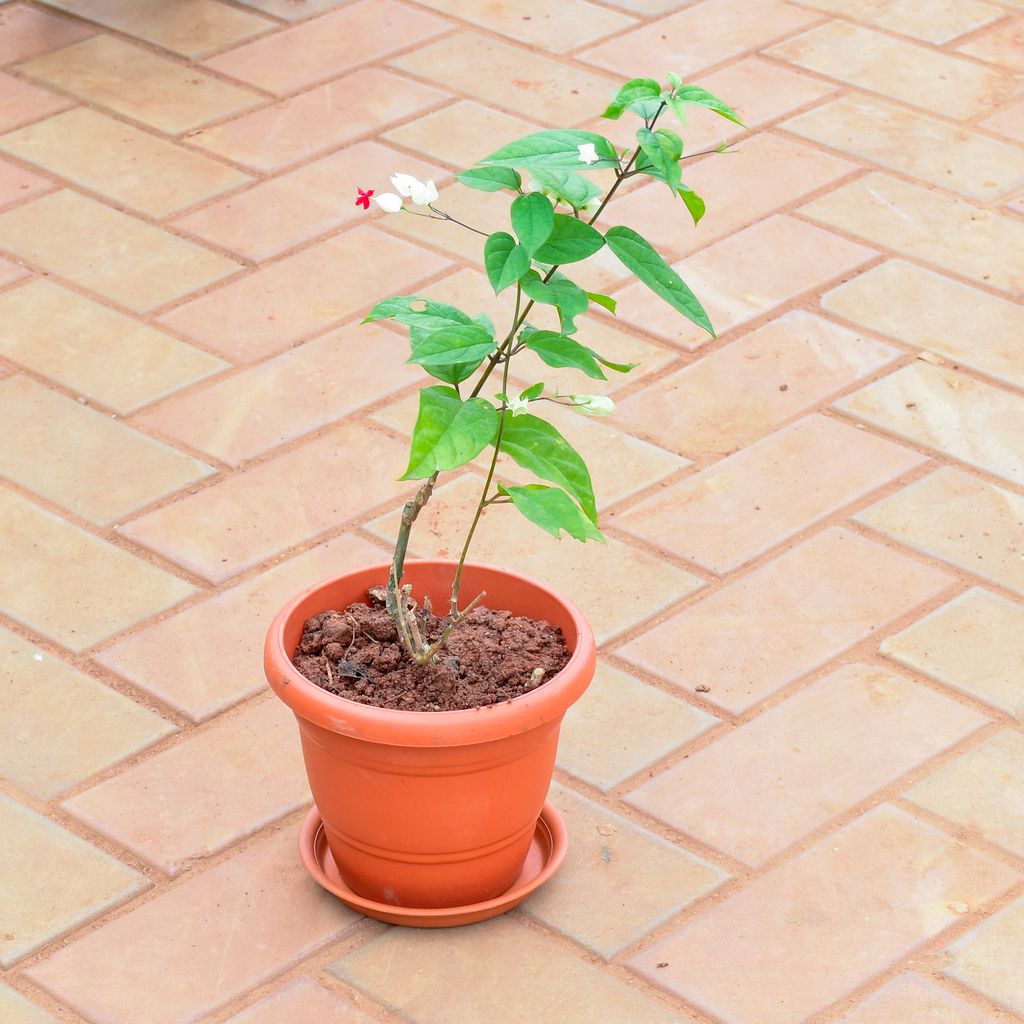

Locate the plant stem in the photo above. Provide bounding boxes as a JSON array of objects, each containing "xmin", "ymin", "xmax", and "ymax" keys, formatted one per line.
[{"xmin": 385, "ymin": 474, "xmax": 436, "ymax": 631}]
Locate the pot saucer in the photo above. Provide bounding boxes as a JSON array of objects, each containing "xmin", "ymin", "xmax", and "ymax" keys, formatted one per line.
[{"xmin": 299, "ymin": 801, "xmax": 567, "ymax": 928}]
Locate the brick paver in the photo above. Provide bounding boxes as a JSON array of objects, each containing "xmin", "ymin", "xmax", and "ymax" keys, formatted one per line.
[{"xmin": 0, "ymin": 2, "xmax": 1021, "ymax": 1022}]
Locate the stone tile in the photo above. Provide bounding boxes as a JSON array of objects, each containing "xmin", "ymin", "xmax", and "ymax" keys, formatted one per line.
[
  {"xmin": 190, "ymin": 68, "xmax": 448, "ymax": 173},
  {"xmin": 0, "ymin": 69, "xmax": 70, "ymax": 132},
  {"xmin": 366, "ymin": 473, "xmax": 706, "ymax": 643},
  {"xmin": 881, "ymin": 588, "xmax": 1024, "ymax": 720},
  {"xmin": 612, "ymin": 216, "xmax": 877, "ymax": 351},
  {"xmin": 40, "ymin": 0, "xmax": 273, "ymax": 59},
  {"xmin": 27, "ymin": 827, "xmax": 360, "ymax": 1024},
  {"xmin": 64, "ymin": 698, "xmax": 309, "ymax": 875},
  {"xmin": 332, "ymin": 915, "xmax": 688, "ymax": 1023},
  {"xmin": 0, "ymin": 984, "xmax": 57, "ymax": 1024},
  {"xmin": 767, "ymin": 21, "xmax": 1017, "ymax": 121},
  {"xmin": 855, "ymin": 467, "xmax": 1024, "ymax": 595},
  {"xmin": 958, "ymin": 16, "xmax": 1024, "ymax": 71},
  {"xmin": 630, "ymin": 663, "xmax": 986, "ymax": 867},
  {"xmin": 173, "ymin": 140, "xmax": 447, "ymax": 261},
  {"xmin": 0, "ymin": 190, "xmax": 241, "ymax": 312},
  {"xmin": 0, "ymin": 5, "xmax": 92, "ymax": 65},
  {"xmin": 0, "ymin": 250, "xmax": 26, "ymax": 285},
  {"xmin": 835, "ymin": 362, "xmax": 1024, "ymax": 485},
  {"xmin": 837, "ymin": 974, "xmax": 995, "ymax": 1024},
  {"xmin": 783, "ymin": 93, "xmax": 1024, "ymax": 201},
  {"xmin": 0, "ymin": 107, "xmax": 251, "ymax": 218},
  {"xmin": 524, "ymin": 782, "xmax": 727, "ymax": 957},
  {"xmin": 793, "ymin": 0, "xmax": 1004, "ymax": 43},
  {"xmin": 618, "ymin": 527, "xmax": 953, "ymax": 713},
  {"xmin": 0, "ymin": 625, "xmax": 173, "ymax": 799},
  {"xmin": 802, "ymin": 173, "xmax": 1024, "ymax": 294},
  {"xmin": 905, "ymin": 730, "xmax": 1024, "ymax": 857},
  {"xmin": 94, "ymin": 532, "xmax": 384, "ymax": 722},
  {"xmin": 0, "ymin": 485, "xmax": 195, "ymax": 652},
  {"xmin": 0, "ymin": 792, "xmax": 147, "ymax": 967},
  {"xmin": 225, "ymin": 978, "xmax": 376, "ymax": 1024},
  {"xmin": 617, "ymin": 311, "xmax": 898, "ymax": 457},
  {"xmin": 0, "ymin": 154, "xmax": 48, "ymax": 206},
  {"xmin": 823, "ymin": 260, "xmax": 1024, "ymax": 390},
  {"xmin": 16, "ymin": 34, "xmax": 264, "ymax": 134},
  {"xmin": 0, "ymin": 279, "xmax": 227, "ymax": 414},
  {"xmin": 556, "ymin": 661, "xmax": 719, "ymax": 791},
  {"xmin": 581, "ymin": 0, "xmax": 818, "ymax": 79},
  {"xmin": 205, "ymin": 0, "xmax": 450, "ymax": 96},
  {"xmin": 391, "ymin": 31, "xmax": 618, "ymax": 124},
  {"xmin": 119, "ymin": 421, "xmax": 407, "ymax": 583},
  {"xmin": 616, "ymin": 415, "xmax": 924, "ymax": 575},
  {"xmin": 159, "ymin": 227, "xmax": 448, "ymax": 362},
  {"xmin": 982, "ymin": 97, "xmax": 1024, "ymax": 143},
  {"xmin": 0, "ymin": 376, "xmax": 214, "ymax": 525},
  {"xmin": 945, "ymin": 893, "xmax": 1024, "ymax": 1016},
  {"xmin": 135, "ymin": 323, "xmax": 420, "ymax": 466},
  {"xmin": 630, "ymin": 805, "xmax": 1019, "ymax": 1024}
]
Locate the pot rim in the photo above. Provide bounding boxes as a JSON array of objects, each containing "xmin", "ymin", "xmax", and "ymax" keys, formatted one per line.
[{"xmin": 264, "ymin": 559, "xmax": 596, "ymax": 747}]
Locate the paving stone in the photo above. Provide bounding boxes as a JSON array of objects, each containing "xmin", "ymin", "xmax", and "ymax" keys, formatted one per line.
[
  {"xmin": 0, "ymin": 485, "xmax": 195, "ymax": 652},
  {"xmin": 27, "ymin": 826, "xmax": 360, "ymax": 1024},
  {"xmin": 792, "ymin": 0, "xmax": 1003, "ymax": 43},
  {"xmin": 0, "ymin": 154, "xmax": 48, "ymax": 205},
  {"xmin": 783, "ymin": 93, "xmax": 1024, "ymax": 201},
  {"xmin": 332, "ymin": 915, "xmax": 687, "ymax": 1023},
  {"xmin": 119, "ymin": 421, "xmax": 408, "ymax": 583},
  {"xmin": 615, "ymin": 414, "xmax": 924, "ymax": 574},
  {"xmin": 40, "ymin": 0, "xmax": 273, "ymax": 59},
  {"xmin": 945, "ymin": 894, "xmax": 1024, "ymax": 1016},
  {"xmin": 881, "ymin": 588, "xmax": 1024, "ymax": 720},
  {"xmin": 0, "ymin": 250, "xmax": 27, "ymax": 285},
  {"xmin": 616, "ymin": 310, "xmax": 897, "ymax": 457},
  {"xmin": 822, "ymin": 260, "xmax": 1024, "ymax": 390},
  {"xmin": 630, "ymin": 804, "xmax": 1020, "ymax": 1024},
  {"xmin": 767, "ymin": 20, "xmax": 1017, "ymax": 120},
  {"xmin": 0, "ymin": 984, "xmax": 57, "ymax": 1024},
  {"xmin": 16, "ymin": 34, "xmax": 264, "ymax": 133},
  {"xmin": 0, "ymin": 376, "xmax": 214, "ymax": 525},
  {"xmin": 173, "ymin": 140, "xmax": 447, "ymax": 261},
  {"xmin": 835, "ymin": 362, "xmax": 1024, "ymax": 485},
  {"xmin": 190, "ymin": 68, "xmax": 448, "ymax": 173},
  {"xmin": 855, "ymin": 467, "xmax": 1024, "ymax": 596},
  {"xmin": 556, "ymin": 661, "xmax": 719, "ymax": 791},
  {"xmin": 618, "ymin": 527, "xmax": 953, "ymax": 713},
  {"xmin": 225, "ymin": 978, "xmax": 376, "ymax": 1024},
  {"xmin": 94, "ymin": 532, "xmax": 384, "ymax": 721},
  {"xmin": 0, "ymin": 792, "xmax": 148, "ymax": 967},
  {"xmin": 365, "ymin": 473, "xmax": 706, "ymax": 643},
  {"xmin": 391, "ymin": 31, "xmax": 618, "ymax": 124},
  {"xmin": 837, "ymin": 973, "xmax": 997, "ymax": 1023},
  {"xmin": 982, "ymin": 96, "xmax": 1024, "ymax": 143},
  {"xmin": 158, "ymin": 227, "xmax": 449, "ymax": 362},
  {"xmin": 958, "ymin": 16, "xmax": 1024, "ymax": 71},
  {"xmin": 0, "ymin": 624, "xmax": 173, "ymax": 799},
  {"xmin": 64, "ymin": 698, "xmax": 309, "ymax": 875},
  {"xmin": 205, "ymin": 0, "xmax": 450, "ymax": 96},
  {"xmin": 135, "ymin": 323, "xmax": 421, "ymax": 466},
  {"xmin": 612, "ymin": 216, "xmax": 877, "ymax": 351},
  {"xmin": 0, "ymin": 5, "xmax": 92, "ymax": 65},
  {"xmin": 0, "ymin": 69, "xmax": 69, "ymax": 132},
  {"xmin": 629, "ymin": 663, "xmax": 986, "ymax": 867},
  {"xmin": 523, "ymin": 782, "xmax": 727, "ymax": 957},
  {"xmin": 581, "ymin": 0, "xmax": 818, "ymax": 78},
  {"xmin": 0, "ymin": 189, "xmax": 241, "ymax": 312},
  {"xmin": 803, "ymin": 172, "xmax": 1024, "ymax": 294}
]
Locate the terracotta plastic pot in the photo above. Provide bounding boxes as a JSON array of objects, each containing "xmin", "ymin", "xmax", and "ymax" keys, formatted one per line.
[{"xmin": 265, "ymin": 560, "xmax": 596, "ymax": 910}]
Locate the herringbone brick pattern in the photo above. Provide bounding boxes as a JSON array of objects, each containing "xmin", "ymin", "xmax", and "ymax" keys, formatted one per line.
[{"xmin": 0, "ymin": 0, "xmax": 1021, "ymax": 1021}]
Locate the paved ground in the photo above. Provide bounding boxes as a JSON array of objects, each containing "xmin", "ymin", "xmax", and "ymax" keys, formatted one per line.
[{"xmin": 0, "ymin": 0, "xmax": 1022, "ymax": 1021}]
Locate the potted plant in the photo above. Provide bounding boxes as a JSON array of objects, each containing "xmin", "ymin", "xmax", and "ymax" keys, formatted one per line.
[{"xmin": 264, "ymin": 74, "xmax": 741, "ymax": 926}]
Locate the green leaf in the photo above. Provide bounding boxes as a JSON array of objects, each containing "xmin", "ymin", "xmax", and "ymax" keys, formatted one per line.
[
  {"xmin": 504, "ymin": 485, "xmax": 604, "ymax": 542},
  {"xmin": 480, "ymin": 130, "xmax": 619, "ymax": 170},
  {"xmin": 585, "ymin": 291, "xmax": 617, "ymax": 315},
  {"xmin": 524, "ymin": 330, "xmax": 607, "ymax": 381},
  {"xmin": 408, "ymin": 323, "xmax": 496, "ymax": 381},
  {"xmin": 456, "ymin": 166, "xmax": 522, "ymax": 193},
  {"xmin": 671, "ymin": 85, "xmax": 744, "ymax": 126},
  {"xmin": 364, "ymin": 296, "xmax": 473, "ymax": 334},
  {"xmin": 666, "ymin": 71, "xmax": 683, "ymax": 91},
  {"xmin": 520, "ymin": 271, "xmax": 589, "ymax": 334},
  {"xmin": 592, "ymin": 351, "xmax": 637, "ymax": 374},
  {"xmin": 519, "ymin": 382, "xmax": 545, "ymax": 401},
  {"xmin": 484, "ymin": 231, "xmax": 530, "ymax": 294},
  {"xmin": 529, "ymin": 168, "xmax": 602, "ymax": 211},
  {"xmin": 499, "ymin": 413, "xmax": 597, "ymax": 523},
  {"xmin": 510, "ymin": 193, "xmax": 554, "ymax": 255},
  {"xmin": 602, "ymin": 77, "xmax": 662, "ymax": 120},
  {"xmin": 636, "ymin": 127, "xmax": 682, "ymax": 195},
  {"xmin": 402, "ymin": 387, "xmax": 498, "ymax": 480},
  {"xmin": 533, "ymin": 214, "xmax": 605, "ymax": 264},
  {"xmin": 604, "ymin": 225, "xmax": 714, "ymax": 337},
  {"xmin": 678, "ymin": 186, "xmax": 706, "ymax": 226}
]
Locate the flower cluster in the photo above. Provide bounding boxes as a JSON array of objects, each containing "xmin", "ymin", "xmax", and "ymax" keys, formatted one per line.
[{"xmin": 356, "ymin": 173, "xmax": 438, "ymax": 213}]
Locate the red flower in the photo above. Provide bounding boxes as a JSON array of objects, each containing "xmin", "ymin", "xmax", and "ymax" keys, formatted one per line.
[{"xmin": 355, "ymin": 187, "xmax": 374, "ymax": 210}]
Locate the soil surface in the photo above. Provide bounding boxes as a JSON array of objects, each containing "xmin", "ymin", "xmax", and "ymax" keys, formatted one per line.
[{"xmin": 292, "ymin": 587, "xmax": 571, "ymax": 712}]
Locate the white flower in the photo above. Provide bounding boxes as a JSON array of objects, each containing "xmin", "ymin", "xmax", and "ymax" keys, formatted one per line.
[
  {"xmin": 569, "ymin": 394, "xmax": 615, "ymax": 416},
  {"xmin": 577, "ymin": 143, "xmax": 599, "ymax": 165},
  {"xmin": 373, "ymin": 192, "xmax": 404, "ymax": 212},
  {"xmin": 507, "ymin": 389, "xmax": 533, "ymax": 417},
  {"xmin": 582, "ymin": 194, "xmax": 602, "ymax": 214},
  {"xmin": 391, "ymin": 173, "xmax": 438, "ymax": 206}
]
